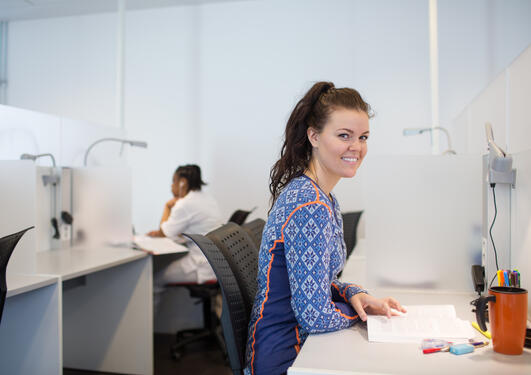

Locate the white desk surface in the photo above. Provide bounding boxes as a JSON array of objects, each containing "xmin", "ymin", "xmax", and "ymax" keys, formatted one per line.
[
  {"xmin": 6, "ymin": 272, "xmax": 59, "ymax": 298},
  {"xmin": 36, "ymin": 245, "xmax": 148, "ymax": 281},
  {"xmin": 289, "ymin": 289, "xmax": 531, "ymax": 375}
]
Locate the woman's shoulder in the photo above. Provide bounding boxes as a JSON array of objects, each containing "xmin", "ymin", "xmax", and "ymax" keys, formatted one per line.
[{"xmin": 270, "ymin": 175, "xmax": 329, "ymax": 220}]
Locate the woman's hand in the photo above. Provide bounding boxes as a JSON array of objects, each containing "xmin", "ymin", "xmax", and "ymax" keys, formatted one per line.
[
  {"xmin": 165, "ymin": 197, "xmax": 179, "ymax": 210},
  {"xmin": 147, "ymin": 229, "xmax": 164, "ymax": 237},
  {"xmin": 349, "ymin": 293, "xmax": 406, "ymax": 322}
]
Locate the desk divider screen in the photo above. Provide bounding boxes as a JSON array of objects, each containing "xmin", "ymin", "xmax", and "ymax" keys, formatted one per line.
[{"xmin": 364, "ymin": 155, "xmax": 482, "ymax": 292}]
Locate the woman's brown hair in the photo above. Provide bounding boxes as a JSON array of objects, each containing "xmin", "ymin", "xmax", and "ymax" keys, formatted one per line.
[{"xmin": 269, "ymin": 81, "xmax": 372, "ymax": 207}]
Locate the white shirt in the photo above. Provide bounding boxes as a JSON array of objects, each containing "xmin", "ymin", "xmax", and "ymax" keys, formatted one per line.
[{"xmin": 161, "ymin": 190, "xmax": 222, "ymax": 283}]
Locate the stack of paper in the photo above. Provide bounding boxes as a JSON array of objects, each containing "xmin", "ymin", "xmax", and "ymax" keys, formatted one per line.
[
  {"xmin": 133, "ymin": 235, "xmax": 188, "ymax": 255},
  {"xmin": 367, "ymin": 305, "xmax": 475, "ymax": 343}
]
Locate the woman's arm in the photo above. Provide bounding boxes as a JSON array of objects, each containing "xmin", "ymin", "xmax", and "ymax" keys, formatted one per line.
[
  {"xmin": 147, "ymin": 197, "xmax": 179, "ymax": 237},
  {"xmin": 284, "ymin": 203, "xmax": 360, "ymax": 334}
]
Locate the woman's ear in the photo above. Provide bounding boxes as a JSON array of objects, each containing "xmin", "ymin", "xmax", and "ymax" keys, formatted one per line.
[
  {"xmin": 178, "ymin": 178, "xmax": 189, "ymax": 197},
  {"xmin": 307, "ymin": 127, "xmax": 320, "ymax": 148}
]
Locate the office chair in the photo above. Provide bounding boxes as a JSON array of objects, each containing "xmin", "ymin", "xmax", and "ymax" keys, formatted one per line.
[
  {"xmin": 167, "ymin": 278, "xmax": 221, "ymax": 360},
  {"xmin": 0, "ymin": 226, "xmax": 34, "ymax": 325},
  {"xmin": 207, "ymin": 223, "xmax": 259, "ymax": 317},
  {"xmin": 242, "ymin": 218, "xmax": 266, "ymax": 250},
  {"xmin": 185, "ymin": 233, "xmax": 248, "ymax": 375},
  {"xmin": 228, "ymin": 207, "xmax": 256, "ymax": 225},
  {"xmin": 338, "ymin": 211, "xmax": 363, "ymax": 278}
]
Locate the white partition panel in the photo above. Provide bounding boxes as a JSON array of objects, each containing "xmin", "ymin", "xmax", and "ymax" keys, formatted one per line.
[
  {"xmin": 508, "ymin": 46, "xmax": 531, "ymax": 154},
  {"xmin": 365, "ymin": 155, "xmax": 482, "ymax": 292},
  {"xmin": 511, "ymin": 148, "xmax": 531, "ymax": 320},
  {"xmin": 0, "ymin": 104, "xmax": 61, "ymax": 162},
  {"xmin": 0, "ymin": 160, "xmax": 37, "ymax": 273},
  {"xmin": 71, "ymin": 167, "xmax": 132, "ymax": 246}
]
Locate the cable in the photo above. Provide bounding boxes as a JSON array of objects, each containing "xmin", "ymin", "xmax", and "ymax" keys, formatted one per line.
[{"xmin": 488, "ymin": 183, "xmax": 500, "ymax": 287}]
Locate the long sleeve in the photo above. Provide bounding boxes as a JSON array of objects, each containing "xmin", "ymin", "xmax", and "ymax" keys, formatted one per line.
[
  {"xmin": 331, "ymin": 279, "xmax": 367, "ymax": 304},
  {"xmin": 283, "ymin": 202, "xmax": 360, "ymax": 333}
]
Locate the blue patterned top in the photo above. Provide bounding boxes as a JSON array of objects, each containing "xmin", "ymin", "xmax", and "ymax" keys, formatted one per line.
[{"xmin": 244, "ymin": 175, "xmax": 366, "ymax": 375}]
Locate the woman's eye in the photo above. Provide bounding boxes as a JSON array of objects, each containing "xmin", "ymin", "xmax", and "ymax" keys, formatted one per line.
[
  {"xmin": 360, "ymin": 135, "xmax": 369, "ymax": 141},
  {"xmin": 339, "ymin": 134, "xmax": 350, "ymax": 140}
]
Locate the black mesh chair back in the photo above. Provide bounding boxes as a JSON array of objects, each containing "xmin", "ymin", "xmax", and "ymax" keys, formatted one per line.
[
  {"xmin": 184, "ymin": 233, "xmax": 247, "ymax": 375},
  {"xmin": 0, "ymin": 226, "xmax": 34, "ymax": 325},
  {"xmin": 228, "ymin": 210, "xmax": 251, "ymax": 225},
  {"xmin": 242, "ymin": 218, "xmax": 265, "ymax": 250},
  {"xmin": 207, "ymin": 223, "xmax": 258, "ymax": 318},
  {"xmin": 342, "ymin": 211, "xmax": 363, "ymax": 258}
]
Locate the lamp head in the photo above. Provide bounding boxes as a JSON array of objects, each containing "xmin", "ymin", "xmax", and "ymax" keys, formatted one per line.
[
  {"xmin": 128, "ymin": 140, "xmax": 148, "ymax": 148},
  {"xmin": 20, "ymin": 153, "xmax": 37, "ymax": 161}
]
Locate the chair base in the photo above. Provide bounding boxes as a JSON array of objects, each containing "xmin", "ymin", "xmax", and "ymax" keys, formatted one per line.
[{"xmin": 168, "ymin": 282, "xmax": 227, "ymax": 361}]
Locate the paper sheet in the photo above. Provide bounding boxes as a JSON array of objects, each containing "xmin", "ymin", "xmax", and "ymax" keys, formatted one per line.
[
  {"xmin": 133, "ymin": 235, "xmax": 188, "ymax": 255},
  {"xmin": 367, "ymin": 305, "xmax": 476, "ymax": 343}
]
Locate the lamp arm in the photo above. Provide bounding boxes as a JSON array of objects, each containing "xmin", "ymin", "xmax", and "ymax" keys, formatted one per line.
[
  {"xmin": 84, "ymin": 137, "xmax": 127, "ymax": 166},
  {"xmin": 432, "ymin": 126, "xmax": 453, "ymax": 152}
]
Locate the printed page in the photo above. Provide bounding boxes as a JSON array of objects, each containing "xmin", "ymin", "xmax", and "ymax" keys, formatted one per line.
[
  {"xmin": 367, "ymin": 305, "xmax": 475, "ymax": 343},
  {"xmin": 133, "ymin": 235, "xmax": 188, "ymax": 255}
]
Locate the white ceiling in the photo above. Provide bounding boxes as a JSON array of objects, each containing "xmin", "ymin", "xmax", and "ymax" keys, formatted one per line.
[{"xmin": 0, "ymin": 0, "xmax": 251, "ymax": 21}]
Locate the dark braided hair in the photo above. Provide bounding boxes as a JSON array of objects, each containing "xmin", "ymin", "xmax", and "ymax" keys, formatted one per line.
[{"xmin": 175, "ymin": 164, "xmax": 206, "ymax": 191}]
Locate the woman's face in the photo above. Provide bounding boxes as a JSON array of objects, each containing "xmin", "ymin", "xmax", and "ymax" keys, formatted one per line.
[{"xmin": 307, "ymin": 108, "xmax": 370, "ymax": 183}]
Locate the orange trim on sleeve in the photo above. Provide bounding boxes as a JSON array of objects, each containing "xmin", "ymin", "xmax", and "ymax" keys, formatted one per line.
[{"xmin": 294, "ymin": 325, "xmax": 301, "ymax": 354}]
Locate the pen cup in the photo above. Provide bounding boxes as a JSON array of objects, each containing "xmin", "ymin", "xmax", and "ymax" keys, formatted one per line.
[{"xmin": 475, "ymin": 286, "xmax": 528, "ymax": 355}]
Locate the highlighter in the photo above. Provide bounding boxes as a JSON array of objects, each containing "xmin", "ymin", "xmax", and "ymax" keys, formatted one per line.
[{"xmin": 471, "ymin": 321, "xmax": 492, "ymax": 339}]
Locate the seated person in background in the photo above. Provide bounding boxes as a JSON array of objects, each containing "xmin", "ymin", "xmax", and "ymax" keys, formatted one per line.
[{"xmin": 147, "ymin": 164, "xmax": 222, "ymax": 285}]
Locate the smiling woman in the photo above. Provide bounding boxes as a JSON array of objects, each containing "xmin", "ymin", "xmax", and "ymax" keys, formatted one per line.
[{"xmin": 244, "ymin": 82, "xmax": 406, "ymax": 375}]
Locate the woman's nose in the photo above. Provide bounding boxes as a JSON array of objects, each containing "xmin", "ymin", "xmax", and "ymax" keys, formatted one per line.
[{"xmin": 348, "ymin": 139, "xmax": 361, "ymax": 150}]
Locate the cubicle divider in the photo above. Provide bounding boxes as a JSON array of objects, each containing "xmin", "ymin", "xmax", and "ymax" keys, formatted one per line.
[
  {"xmin": 0, "ymin": 160, "xmax": 37, "ymax": 274},
  {"xmin": 1, "ymin": 105, "xmax": 153, "ymax": 374},
  {"xmin": 511, "ymin": 148, "xmax": 531, "ymax": 320},
  {"xmin": 363, "ymin": 155, "xmax": 482, "ymax": 292}
]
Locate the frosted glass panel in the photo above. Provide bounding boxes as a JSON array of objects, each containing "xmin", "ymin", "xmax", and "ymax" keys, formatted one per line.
[
  {"xmin": 72, "ymin": 168, "xmax": 132, "ymax": 247},
  {"xmin": 0, "ymin": 160, "xmax": 36, "ymax": 273},
  {"xmin": 511, "ymin": 149, "xmax": 531, "ymax": 320},
  {"xmin": 365, "ymin": 155, "xmax": 482, "ymax": 292}
]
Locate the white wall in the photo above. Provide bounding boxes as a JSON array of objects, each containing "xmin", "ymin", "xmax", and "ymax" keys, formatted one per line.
[
  {"xmin": 8, "ymin": 14, "xmax": 117, "ymax": 127},
  {"xmin": 7, "ymin": 0, "xmax": 531, "ymax": 232}
]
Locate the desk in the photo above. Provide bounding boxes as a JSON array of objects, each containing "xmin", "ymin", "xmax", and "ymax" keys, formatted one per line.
[
  {"xmin": 0, "ymin": 273, "xmax": 61, "ymax": 375},
  {"xmin": 289, "ymin": 289, "xmax": 531, "ymax": 375},
  {"xmin": 36, "ymin": 246, "xmax": 153, "ymax": 375}
]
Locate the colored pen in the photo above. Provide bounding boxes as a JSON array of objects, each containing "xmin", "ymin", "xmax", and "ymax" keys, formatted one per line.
[
  {"xmin": 423, "ymin": 346, "xmax": 449, "ymax": 354},
  {"xmin": 497, "ymin": 270, "xmax": 503, "ymax": 286}
]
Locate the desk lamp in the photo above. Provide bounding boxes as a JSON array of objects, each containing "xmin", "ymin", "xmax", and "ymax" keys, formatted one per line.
[
  {"xmin": 20, "ymin": 153, "xmax": 61, "ymax": 238},
  {"xmin": 83, "ymin": 138, "xmax": 148, "ymax": 166},
  {"xmin": 402, "ymin": 127, "xmax": 456, "ymax": 155}
]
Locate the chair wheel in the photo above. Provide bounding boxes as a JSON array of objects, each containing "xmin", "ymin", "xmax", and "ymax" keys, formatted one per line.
[{"xmin": 171, "ymin": 349, "xmax": 183, "ymax": 361}]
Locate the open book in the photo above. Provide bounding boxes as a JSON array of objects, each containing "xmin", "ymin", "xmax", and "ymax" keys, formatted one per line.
[
  {"xmin": 367, "ymin": 305, "xmax": 475, "ymax": 343},
  {"xmin": 133, "ymin": 235, "xmax": 188, "ymax": 255}
]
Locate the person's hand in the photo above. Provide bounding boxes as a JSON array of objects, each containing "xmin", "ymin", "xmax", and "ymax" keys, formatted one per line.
[
  {"xmin": 165, "ymin": 197, "xmax": 179, "ymax": 210},
  {"xmin": 147, "ymin": 229, "xmax": 164, "ymax": 237},
  {"xmin": 349, "ymin": 293, "xmax": 406, "ymax": 322}
]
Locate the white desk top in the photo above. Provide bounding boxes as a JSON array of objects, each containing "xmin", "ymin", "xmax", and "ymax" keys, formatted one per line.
[
  {"xmin": 289, "ymin": 289, "xmax": 531, "ymax": 375},
  {"xmin": 6, "ymin": 273, "xmax": 59, "ymax": 298},
  {"xmin": 36, "ymin": 246, "xmax": 148, "ymax": 281}
]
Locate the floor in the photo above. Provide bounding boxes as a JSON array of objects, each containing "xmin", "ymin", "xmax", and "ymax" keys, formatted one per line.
[{"xmin": 64, "ymin": 333, "xmax": 232, "ymax": 375}]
